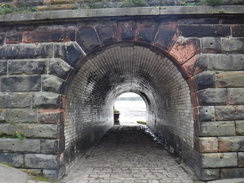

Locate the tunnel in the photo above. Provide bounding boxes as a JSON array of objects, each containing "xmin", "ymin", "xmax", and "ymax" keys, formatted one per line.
[{"xmin": 64, "ymin": 43, "xmax": 194, "ymax": 169}]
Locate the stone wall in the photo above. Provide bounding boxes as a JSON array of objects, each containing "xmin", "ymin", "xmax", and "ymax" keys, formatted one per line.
[{"xmin": 0, "ymin": 7, "xmax": 243, "ymax": 181}]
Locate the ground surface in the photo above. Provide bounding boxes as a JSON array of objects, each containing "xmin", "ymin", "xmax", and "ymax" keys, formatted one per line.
[{"xmin": 60, "ymin": 126, "xmax": 195, "ymax": 183}]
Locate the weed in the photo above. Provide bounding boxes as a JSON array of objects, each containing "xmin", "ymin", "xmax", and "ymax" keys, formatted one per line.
[
  {"xmin": 0, "ymin": 131, "xmax": 25, "ymax": 140},
  {"xmin": 200, "ymin": 0, "xmax": 224, "ymax": 6}
]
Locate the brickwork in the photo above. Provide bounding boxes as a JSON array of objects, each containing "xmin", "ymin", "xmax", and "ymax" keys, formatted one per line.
[{"xmin": 0, "ymin": 8, "xmax": 243, "ymax": 181}]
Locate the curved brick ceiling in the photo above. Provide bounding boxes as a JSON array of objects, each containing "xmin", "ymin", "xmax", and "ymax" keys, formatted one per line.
[{"xmin": 65, "ymin": 44, "xmax": 193, "ymax": 162}]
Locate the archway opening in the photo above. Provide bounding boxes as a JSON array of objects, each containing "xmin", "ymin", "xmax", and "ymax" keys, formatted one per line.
[{"xmin": 114, "ymin": 92, "xmax": 147, "ymax": 125}]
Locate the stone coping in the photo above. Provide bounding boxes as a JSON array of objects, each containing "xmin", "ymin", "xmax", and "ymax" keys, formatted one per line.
[{"xmin": 0, "ymin": 5, "xmax": 243, "ymax": 23}]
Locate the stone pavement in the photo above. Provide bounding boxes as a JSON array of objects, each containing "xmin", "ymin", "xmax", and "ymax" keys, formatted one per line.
[{"xmin": 60, "ymin": 125, "xmax": 196, "ymax": 183}]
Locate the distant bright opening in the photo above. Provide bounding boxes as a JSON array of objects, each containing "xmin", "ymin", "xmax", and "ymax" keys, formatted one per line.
[{"xmin": 114, "ymin": 92, "xmax": 147, "ymax": 125}]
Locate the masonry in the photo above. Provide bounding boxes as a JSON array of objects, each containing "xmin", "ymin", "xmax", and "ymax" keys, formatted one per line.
[{"xmin": 0, "ymin": 4, "xmax": 243, "ymax": 181}]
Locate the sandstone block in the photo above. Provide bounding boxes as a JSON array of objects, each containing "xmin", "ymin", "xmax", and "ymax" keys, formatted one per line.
[
  {"xmin": 42, "ymin": 75, "xmax": 65, "ymax": 94},
  {"xmin": 228, "ymin": 88, "xmax": 244, "ymax": 105},
  {"xmin": 49, "ymin": 58, "xmax": 72, "ymax": 79},
  {"xmin": 194, "ymin": 71, "xmax": 216, "ymax": 90},
  {"xmin": 25, "ymin": 154, "xmax": 58, "ymax": 169},
  {"xmin": 198, "ymin": 106, "xmax": 215, "ymax": 122},
  {"xmin": 43, "ymin": 166, "xmax": 65, "ymax": 180},
  {"xmin": 0, "ymin": 153, "xmax": 24, "ymax": 167},
  {"xmin": 117, "ymin": 21, "xmax": 136, "ymax": 42},
  {"xmin": 238, "ymin": 152, "xmax": 244, "ymax": 167},
  {"xmin": 0, "ymin": 60, "xmax": 7, "ymax": 76},
  {"xmin": 96, "ymin": 25, "xmax": 118, "ymax": 45},
  {"xmin": 76, "ymin": 26, "xmax": 100, "ymax": 53},
  {"xmin": 236, "ymin": 121, "xmax": 244, "ymax": 135},
  {"xmin": 0, "ymin": 109, "xmax": 37, "ymax": 123},
  {"xmin": 219, "ymin": 137, "xmax": 244, "ymax": 152},
  {"xmin": 200, "ymin": 121, "xmax": 235, "ymax": 137},
  {"xmin": 197, "ymin": 168, "xmax": 220, "ymax": 181},
  {"xmin": 1, "ymin": 76, "xmax": 41, "ymax": 92},
  {"xmin": 215, "ymin": 106, "xmax": 244, "ymax": 121},
  {"xmin": 0, "ymin": 34, "xmax": 5, "ymax": 45},
  {"xmin": 221, "ymin": 38, "xmax": 244, "ymax": 53},
  {"xmin": 216, "ymin": 72, "xmax": 244, "ymax": 88},
  {"xmin": 202, "ymin": 153, "xmax": 237, "ymax": 168},
  {"xmin": 0, "ymin": 139, "xmax": 40, "ymax": 153},
  {"xmin": 179, "ymin": 25, "xmax": 230, "ymax": 37},
  {"xmin": 38, "ymin": 111, "xmax": 62, "ymax": 124},
  {"xmin": 8, "ymin": 59, "xmax": 47, "ymax": 75},
  {"xmin": 32, "ymin": 92, "xmax": 62, "ymax": 109},
  {"xmin": 6, "ymin": 32, "xmax": 22, "ymax": 44},
  {"xmin": 54, "ymin": 42, "xmax": 84, "ymax": 67},
  {"xmin": 201, "ymin": 37, "xmax": 221, "ymax": 53},
  {"xmin": 198, "ymin": 137, "xmax": 218, "ymax": 153},
  {"xmin": 221, "ymin": 168, "xmax": 244, "ymax": 179},
  {"xmin": 41, "ymin": 139, "xmax": 58, "ymax": 154},
  {"xmin": 232, "ymin": 25, "xmax": 244, "ymax": 37},
  {"xmin": 197, "ymin": 88, "xmax": 227, "ymax": 106},
  {"xmin": 0, "ymin": 92, "xmax": 31, "ymax": 108}
]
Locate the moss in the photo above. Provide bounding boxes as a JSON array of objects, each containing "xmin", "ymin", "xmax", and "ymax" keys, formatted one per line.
[
  {"xmin": 0, "ymin": 132, "xmax": 25, "ymax": 140},
  {"xmin": 137, "ymin": 121, "xmax": 147, "ymax": 124}
]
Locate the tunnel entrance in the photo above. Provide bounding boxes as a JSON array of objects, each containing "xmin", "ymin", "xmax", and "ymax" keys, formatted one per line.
[
  {"xmin": 114, "ymin": 92, "xmax": 147, "ymax": 125},
  {"xmin": 64, "ymin": 43, "xmax": 194, "ymax": 173}
]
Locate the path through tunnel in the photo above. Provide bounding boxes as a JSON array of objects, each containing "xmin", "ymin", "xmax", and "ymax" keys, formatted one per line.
[{"xmin": 64, "ymin": 44, "xmax": 194, "ymax": 171}]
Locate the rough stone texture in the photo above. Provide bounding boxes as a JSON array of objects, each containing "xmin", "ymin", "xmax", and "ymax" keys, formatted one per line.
[
  {"xmin": 221, "ymin": 38, "xmax": 244, "ymax": 53},
  {"xmin": 232, "ymin": 25, "xmax": 244, "ymax": 37},
  {"xmin": 201, "ymin": 37, "xmax": 221, "ymax": 53},
  {"xmin": 197, "ymin": 169, "xmax": 220, "ymax": 181},
  {"xmin": 219, "ymin": 137, "xmax": 244, "ymax": 152},
  {"xmin": 215, "ymin": 106, "xmax": 244, "ymax": 121},
  {"xmin": 198, "ymin": 106, "xmax": 215, "ymax": 122},
  {"xmin": 1, "ymin": 76, "xmax": 41, "ymax": 92},
  {"xmin": 40, "ymin": 139, "xmax": 58, "ymax": 154},
  {"xmin": 194, "ymin": 71, "xmax": 216, "ymax": 90},
  {"xmin": 0, "ymin": 92, "xmax": 32, "ymax": 108},
  {"xmin": 228, "ymin": 88, "xmax": 244, "ymax": 105},
  {"xmin": 8, "ymin": 59, "xmax": 47, "ymax": 75},
  {"xmin": 0, "ymin": 139, "xmax": 40, "ymax": 153},
  {"xmin": 0, "ymin": 153, "xmax": 24, "ymax": 167},
  {"xmin": 216, "ymin": 72, "xmax": 244, "ymax": 88},
  {"xmin": 197, "ymin": 88, "xmax": 227, "ymax": 106},
  {"xmin": 198, "ymin": 137, "xmax": 218, "ymax": 153},
  {"xmin": 0, "ymin": 60, "xmax": 7, "ymax": 75},
  {"xmin": 238, "ymin": 152, "xmax": 244, "ymax": 167},
  {"xmin": 0, "ymin": 109, "xmax": 37, "ymax": 123},
  {"xmin": 32, "ymin": 92, "xmax": 62, "ymax": 109},
  {"xmin": 236, "ymin": 121, "xmax": 244, "ymax": 136},
  {"xmin": 42, "ymin": 75, "xmax": 65, "ymax": 93},
  {"xmin": 25, "ymin": 154, "xmax": 58, "ymax": 169},
  {"xmin": 221, "ymin": 168, "xmax": 244, "ymax": 179},
  {"xmin": 199, "ymin": 121, "xmax": 235, "ymax": 137},
  {"xmin": 49, "ymin": 58, "xmax": 72, "ymax": 79},
  {"xmin": 202, "ymin": 153, "xmax": 238, "ymax": 168},
  {"xmin": 38, "ymin": 111, "xmax": 62, "ymax": 124}
]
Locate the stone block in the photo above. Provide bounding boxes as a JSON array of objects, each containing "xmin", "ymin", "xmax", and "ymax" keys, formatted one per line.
[
  {"xmin": 200, "ymin": 121, "xmax": 235, "ymax": 137},
  {"xmin": 221, "ymin": 168, "xmax": 244, "ymax": 179},
  {"xmin": 232, "ymin": 25, "xmax": 244, "ymax": 37},
  {"xmin": 179, "ymin": 25, "xmax": 230, "ymax": 37},
  {"xmin": 215, "ymin": 106, "xmax": 244, "ymax": 121},
  {"xmin": 1, "ymin": 76, "xmax": 41, "ymax": 92},
  {"xmin": 198, "ymin": 106, "xmax": 215, "ymax": 122},
  {"xmin": 41, "ymin": 139, "xmax": 58, "ymax": 154},
  {"xmin": 194, "ymin": 71, "xmax": 216, "ymax": 90},
  {"xmin": 236, "ymin": 121, "xmax": 244, "ymax": 135},
  {"xmin": 198, "ymin": 137, "xmax": 218, "ymax": 153},
  {"xmin": 219, "ymin": 137, "xmax": 244, "ymax": 152},
  {"xmin": 238, "ymin": 152, "xmax": 244, "ymax": 167},
  {"xmin": 0, "ymin": 60, "xmax": 7, "ymax": 76},
  {"xmin": 54, "ymin": 42, "xmax": 84, "ymax": 67},
  {"xmin": 8, "ymin": 59, "xmax": 47, "ymax": 75},
  {"xmin": 0, "ymin": 34, "xmax": 5, "ymax": 45},
  {"xmin": 221, "ymin": 38, "xmax": 244, "ymax": 53},
  {"xmin": 76, "ymin": 26, "xmax": 100, "ymax": 53},
  {"xmin": 216, "ymin": 72, "xmax": 244, "ymax": 88},
  {"xmin": 0, "ymin": 139, "xmax": 40, "ymax": 153},
  {"xmin": 96, "ymin": 25, "xmax": 118, "ymax": 45},
  {"xmin": 136, "ymin": 23, "xmax": 159, "ymax": 44},
  {"xmin": 49, "ymin": 58, "xmax": 72, "ymax": 79},
  {"xmin": 23, "ymin": 30, "xmax": 75, "ymax": 43},
  {"xmin": 42, "ymin": 75, "xmax": 65, "ymax": 94},
  {"xmin": 0, "ymin": 44, "xmax": 53, "ymax": 59},
  {"xmin": 117, "ymin": 21, "xmax": 136, "ymax": 42},
  {"xmin": 38, "ymin": 111, "xmax": 61, "ymax": 124},
  {"xmin": 208, "ymin": 54, "xmax": 244, "ymax": 71},
  {"xmin": 0, "ymin": 92, "xmax": 32, "ymax": 108},
  {"xmin": 202, "ymin": 153, "xmax": 237, "ymax": 168},
  {"xmin": 0, "ymin": 109, "xmax": 37, "ymax": 123},
  {"xmin": 43, "ymin": 166, "xmax": 65, "ymax": 180},
  {"xmin": 228, "ymin": 88, "xmax": 244, "ymax": 105},
  {"xmin": 201, "ymin": 37, "xmax": 221, "ymax": 53},
  {"xmin": 197, "ymin": 168, "xmax": 220, "ymax": 181},
  {"xmin": 0, "ymin": 153, "xmax": 24, "ymax": 167},
  {"xmin": 25, "ymin": 154, "xmax": 58, "ymax": 169},
  {"xmin": 197, "ymin": 88, "xmax": 227, "ymax": 106},
  {"xmin": 0, "ymin": 124, "xmax": 58, "ymax": 139},
  {"xmin": 6, "ymin": 32, "xmax": 22, "ymax": 44},
  {"xmin": 169, "ymin": 37, "xmax": 200, "ymax": 64},
  {"xmin": 32, "ymin": 92, "xmax": 62, "ymax": 109},
  {"xmin": 153, "ymin": 23, "xmax": 176, "ymax": 50}
]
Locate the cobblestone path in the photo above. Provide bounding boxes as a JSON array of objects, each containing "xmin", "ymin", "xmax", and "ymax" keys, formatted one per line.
[{"xmin": 61, "ymin": 126, "xmax": 195, "ymax": 183}]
